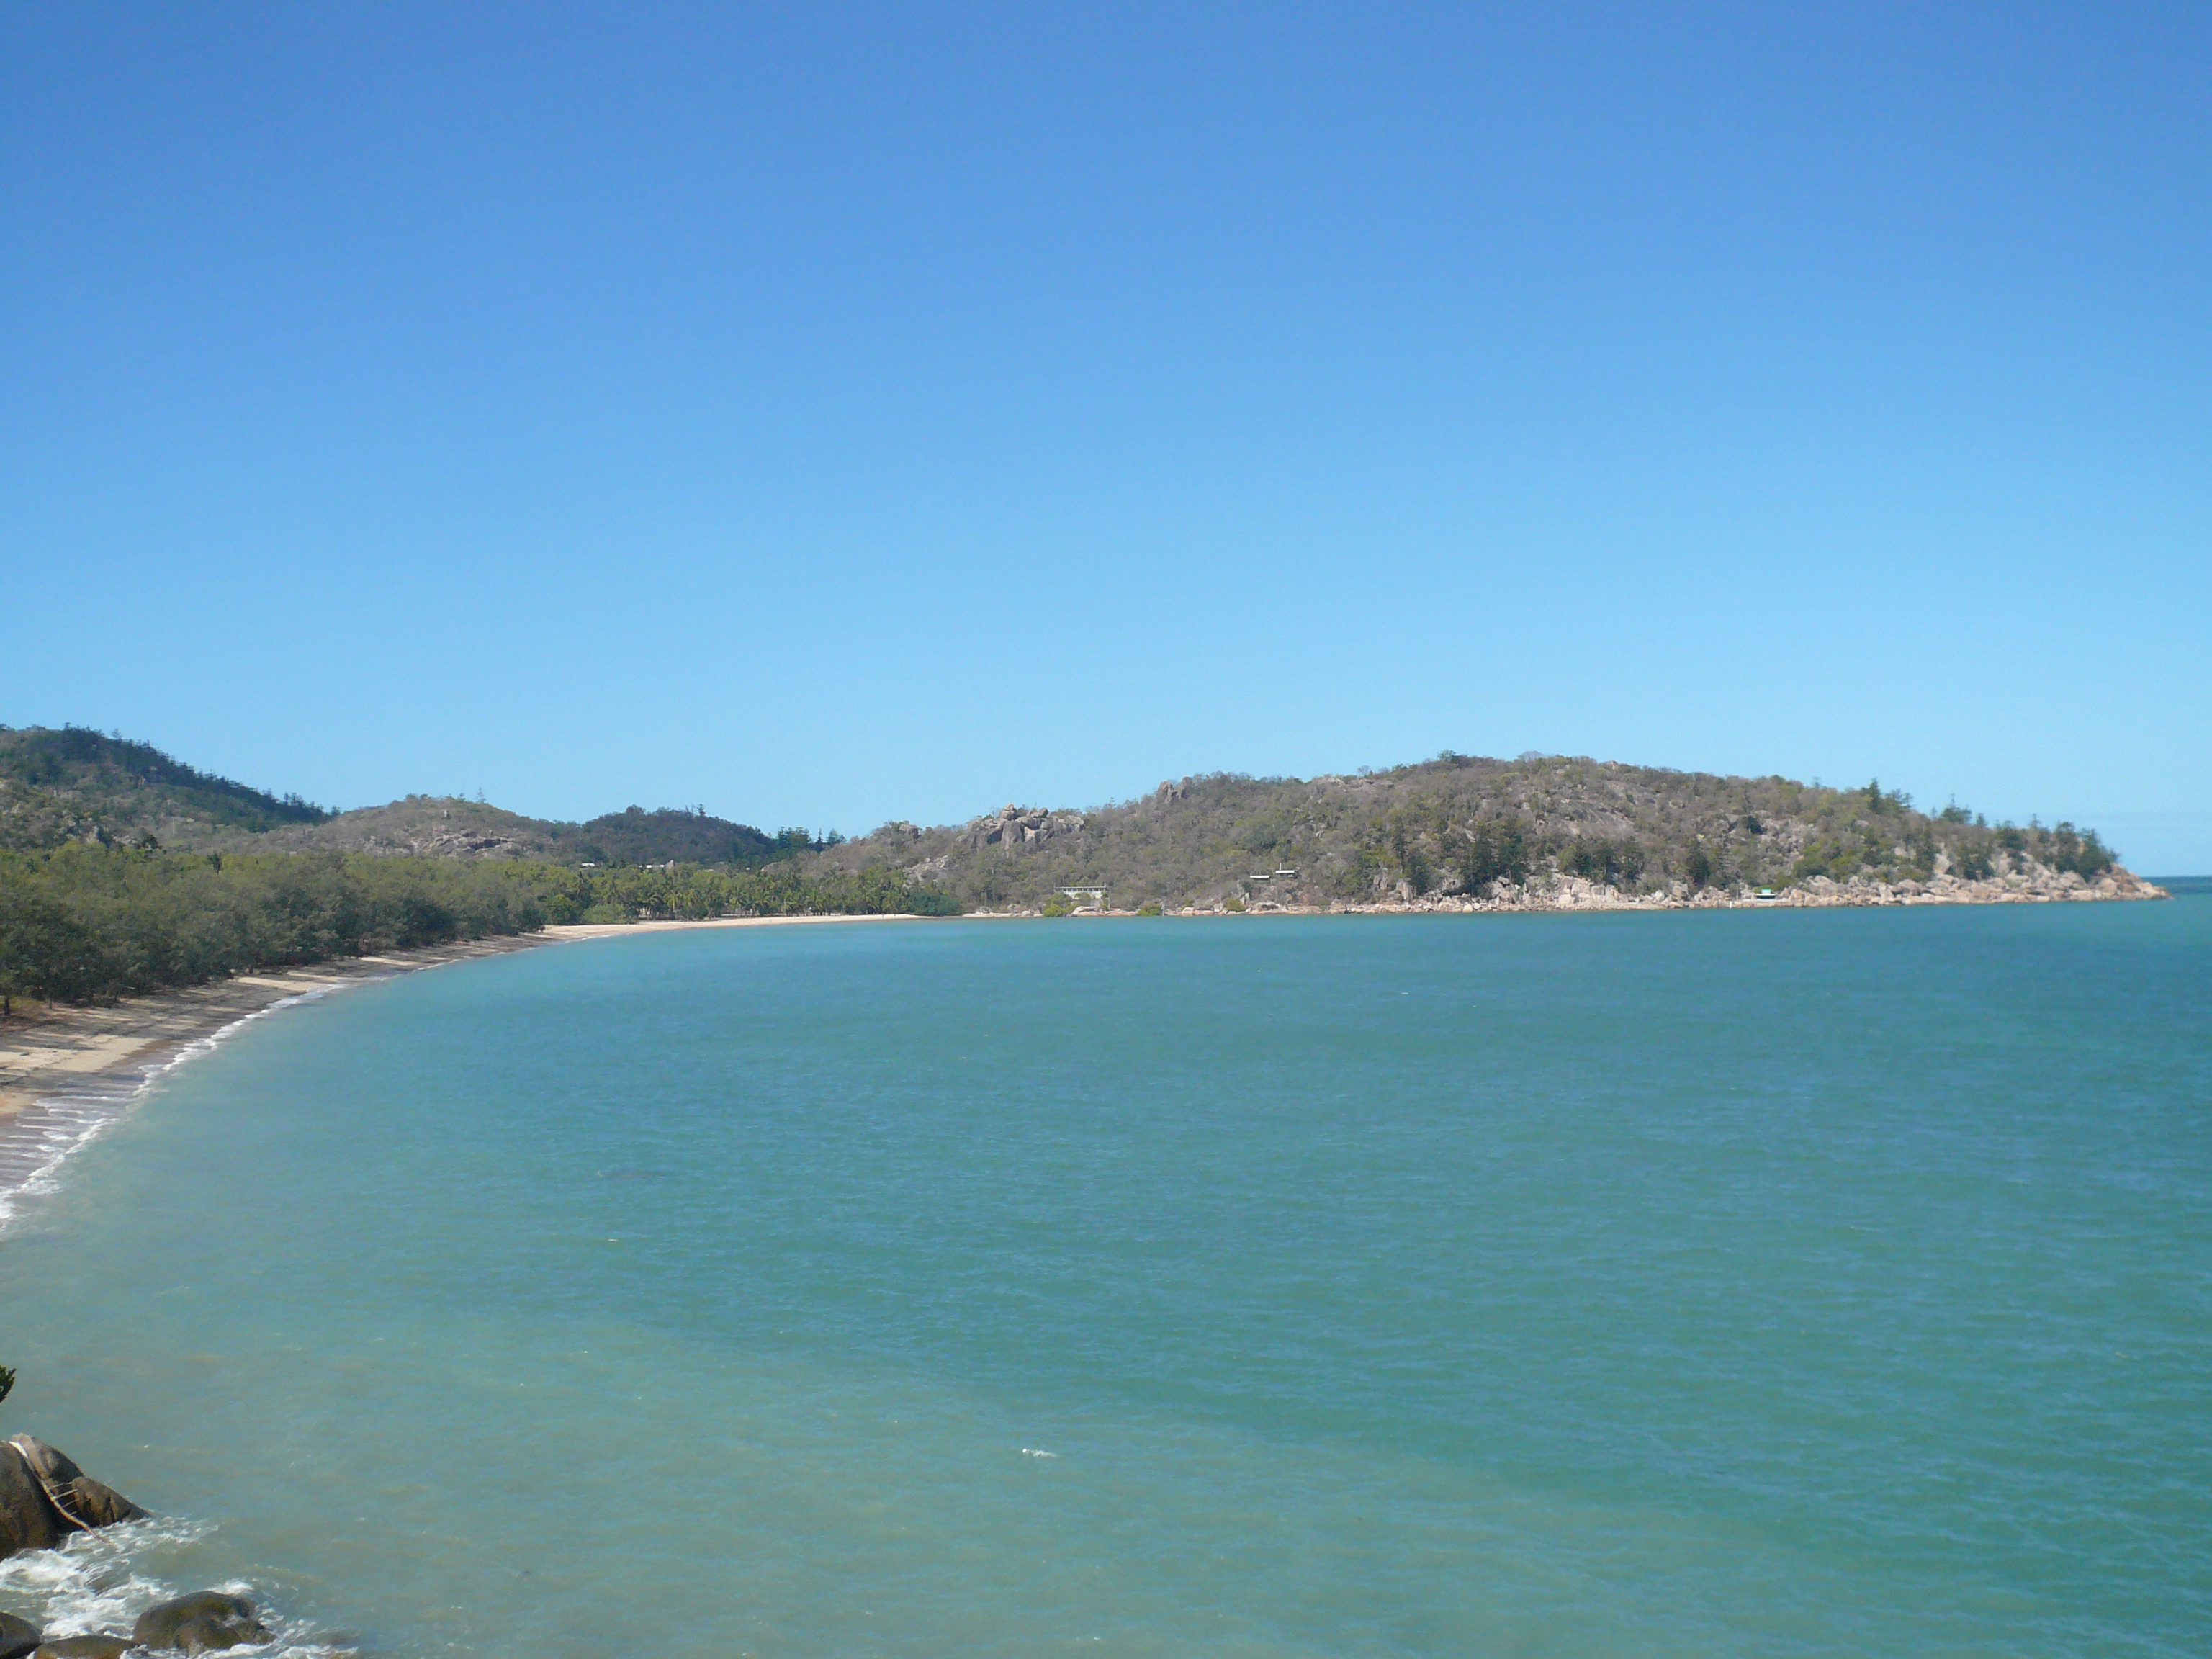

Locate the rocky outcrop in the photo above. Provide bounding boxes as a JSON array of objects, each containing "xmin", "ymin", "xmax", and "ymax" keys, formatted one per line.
[
  {"xmin": 0, "ymin": 1611, "xmax": 40, "ymax": 1659},
  {"xmin": 1757, "ymin": 858, "xmax": 2165, "ymax": 908},
  {"xmin": 0, "ymin": 1438, "xmax": 146, "ymax": 1562},
  {"xmin": 6, "ymin": 1439, "xmax": 146, "ymax": 1532},
  {"xmin": 1309, "ymin": 858, "xmax": 2170, "ymax": 914},
  {"xmin": 966, "ymin": 804, "xmax": 1084, "ymax": 850}
]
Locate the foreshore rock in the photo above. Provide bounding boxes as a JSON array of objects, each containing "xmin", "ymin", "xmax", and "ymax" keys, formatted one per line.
[
  {"xmin": 1110, "ymin": 858, "xmax": 2170, "ymax": 918},
  {"xmin": 132, "ymin": 1593, "xmax": 269, "ymax": 1655},
  {"xmin": 32, "ymin": 1637, "xmax": 130, "ymax": 1659},
  {"xmin": 0, "ymin": 1438, "xmax": 146, "ymax": 1563},
  {"xmin": 0, "ymin": 1454, "xmax": 268, "ymax": 1655},
  {"xmin": 1287, "ymin": 858, "xmax": 2169, "ymax": 915},
  {"xmin": 6, "ymin": 1439, "xmax": 146, "ymax": 1532},
  {"xmin": 0, "ymin": 1444, "xmax": 71, "ymax": 1560}
]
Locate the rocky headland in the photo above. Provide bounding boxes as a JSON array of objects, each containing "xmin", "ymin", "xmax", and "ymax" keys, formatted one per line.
[{"xmin": 813, "ymin": 759, "xmax": 2172, "ymax": 916}]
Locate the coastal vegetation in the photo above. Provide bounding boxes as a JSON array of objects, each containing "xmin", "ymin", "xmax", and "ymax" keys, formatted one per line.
[
  {"xmin": 0, "ymin": 728, "xmax": 958, "ymax": 1005},
  {"xmin": 810, "ymin": 757, "xmax": 2126, "ymax": 912},
  {"xmin": 536, "ymin": 858, "xmax": 956, "ymax": 925},
  {"xmin": 0, "ymin": 845, "xmax": 551, "ymax": 1007},
  {"xmin": 0, "ymin": 724, "xmax": 2148, "ymax": 1004},
  {"xmin": 0, "ymin": 845, "xmax": 953, "ymax": 1008}
]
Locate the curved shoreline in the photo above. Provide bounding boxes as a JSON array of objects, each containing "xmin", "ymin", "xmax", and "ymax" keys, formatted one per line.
[
  {"xmin": 0, "ymin": 914, "xmax": 933, "ymax": 1218},
  {"xmin": 0, "ymin": 871, "xmax": 2175, "ymax": 1124},
  {"xmin": 0, "ymin": 878, "xmax": 2170, "ymax": 1142}
]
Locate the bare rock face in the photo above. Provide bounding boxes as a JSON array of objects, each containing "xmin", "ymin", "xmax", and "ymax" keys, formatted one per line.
[
  {"xmin": 0, "ymin": 1611, "xmax": 42, "ymax": 1659},
  {"xmin": 131, "ymin": 1593, "xmax": 269, "ymax": 1655},
  {"xmin": 967, "ymin": 804, "xmax": 1084, "ymax": 850},
  {"xmin": 6, "ymin": 1439, "xmax": 146, "ymax": 1532},
  {"xmin": 0, "ymin": 1444, "xmax": 71, "ymax": 1560}
]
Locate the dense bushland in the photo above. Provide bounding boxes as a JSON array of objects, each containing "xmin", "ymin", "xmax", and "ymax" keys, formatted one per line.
[
  {"xmin": 0, "ymin": 847, "xmax": 548, "ymax": 1006},
  {"xmin": 539, "ymin": 860, "xmax": 957, "ymax": 925},
  {"xmin": 0, "ymin": 847, "xmax": 955, "ymax": 1007}
]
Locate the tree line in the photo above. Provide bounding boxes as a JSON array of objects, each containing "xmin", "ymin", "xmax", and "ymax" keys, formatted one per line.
[
  {"xmin": 537, "ymin": 859, "xmax": 955, "ymax": 923},
  {"xmin": 0, "ymin": 845, "xmax": 957, "ymax": 1009}
]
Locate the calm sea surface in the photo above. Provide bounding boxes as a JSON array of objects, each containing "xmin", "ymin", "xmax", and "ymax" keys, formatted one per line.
[{"xmin": 2, "ymin": 902, "xmax": 2208, "ymax": 1656}]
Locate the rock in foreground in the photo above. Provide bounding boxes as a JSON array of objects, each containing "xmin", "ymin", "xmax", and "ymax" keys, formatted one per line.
[
  {"xmin": 132, "ymin": 1593, "xmax": 270, "ymax": 1655},
  {"xmin": 4, "ymin": 1440, "xmax": 147, "ymax": 1532},
  {"xmin": 0, "ymin": 1447, "xmax": 71, "ymax": 1560},
  {"xmin": 0, "ymin": 1439, "xmax": 146, "ymax": 1564}
]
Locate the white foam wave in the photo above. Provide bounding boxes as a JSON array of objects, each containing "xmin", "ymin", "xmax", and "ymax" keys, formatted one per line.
[
  {"xmin": 0, "ymin": 981, "xmax": 378, "ymax": 1233},
  {"xmin": 0, "ymin": 1520, "xmax": 346, "ymax": 1655}
]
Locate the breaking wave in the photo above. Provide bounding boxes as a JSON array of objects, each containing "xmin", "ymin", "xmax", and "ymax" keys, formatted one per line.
[
  {"xmin": 0, "ymin": 1517, "xmax": 349, "ymax": 1655},
  {"xmin": 0, "ymin": 984, "xmax": 369, "ymax": 1232}
]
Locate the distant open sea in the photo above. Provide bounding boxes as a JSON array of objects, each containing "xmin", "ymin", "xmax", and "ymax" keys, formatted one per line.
[{"xmin": 3, "ymin": 900, "xmax": 2208, "ymax": 1656}]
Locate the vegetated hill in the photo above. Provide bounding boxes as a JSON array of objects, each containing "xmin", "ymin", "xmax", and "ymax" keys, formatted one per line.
[
  {"xmin": 0, "ymin": 725, "xmax": 328, "ymax": 850},
  {"xmin": 555, "ymin": 806, "xmax": 815, "ymax": 868},
  {"xmin": 207, "ymin": 795, "xmax": 573, "ymax": 860},
  {"xmin": 808, "ymin": 752, "xmax": 2145, "ymax": 910},
  {"xmin": 1, "ymin": 727, "xmax": 2153, "ymax": 912},
  {"xmin": 223, "ymin": 799, "xmax": 821, "ymax": 867},
  {"xmin": 0, "ymin": 727, "xmax": 809, "ymax": 870}
]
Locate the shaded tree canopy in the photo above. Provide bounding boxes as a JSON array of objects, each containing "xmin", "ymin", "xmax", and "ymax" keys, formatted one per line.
[{"xmin": 0, "ymin": 845, "xmax": 954, "ymax": 1007}]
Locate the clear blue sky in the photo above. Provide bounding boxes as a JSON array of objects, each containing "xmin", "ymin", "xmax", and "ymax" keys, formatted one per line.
[{"xmin": 5, "ymin": 4, "xmax": 2208, "ymax": 870}]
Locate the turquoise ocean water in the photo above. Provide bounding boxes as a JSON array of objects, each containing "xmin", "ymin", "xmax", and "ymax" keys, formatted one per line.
[{"xmin": 2, "ymin": 902, "xmax": 2208, "ymax": 1656}]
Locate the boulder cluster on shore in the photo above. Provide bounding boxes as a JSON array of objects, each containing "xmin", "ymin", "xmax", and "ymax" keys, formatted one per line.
[
  {"xmin": 0, "ymin": 1437, "xmax": 271, "ymax": 1657},
  {"xmin": 966, "ymin": 859, "xmax": 2170, "ymax": 917}
]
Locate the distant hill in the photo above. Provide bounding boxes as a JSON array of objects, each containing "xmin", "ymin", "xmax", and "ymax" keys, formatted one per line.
[
  {"xmin": 219, "ymin": 795, "xmax": 572, "ymax": 860},
  {"xmin": 0, "ymin": 725, "xmax": 328, "ymax": 850},
  {"xmin": 557, "ymin": 806, "xmax": 804, "ymax": 868},
  {"xmin": 0, "ymin": 726, "xmax": 2153, "ymax": 909},
  {"xmin": 228, "ymin": 798, "xmax": 814, "ymax": 867},
  {"xmin": 0, "ymin": 727, "xmax": 801, "ymax": 869},
  {"xmin": 807, "ymin": 754, "xmax": 2144, "ymax": 910}
]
